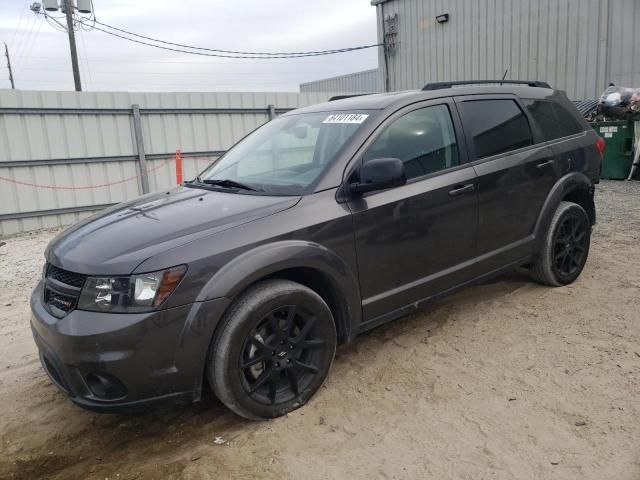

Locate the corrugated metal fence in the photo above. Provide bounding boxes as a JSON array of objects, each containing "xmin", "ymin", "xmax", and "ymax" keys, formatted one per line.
[
  {"xmin": 300, "ymin": 69, "xmax": 381, "ymax": 93},
  {"xmin": 0, "ymin": 90, "xmax": 335, "ymax": 237}
]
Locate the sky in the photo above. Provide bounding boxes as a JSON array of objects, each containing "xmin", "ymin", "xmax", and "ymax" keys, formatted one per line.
[{"xmin": 0, "ymin": 0, "xmax": 379, "ymax": 92}]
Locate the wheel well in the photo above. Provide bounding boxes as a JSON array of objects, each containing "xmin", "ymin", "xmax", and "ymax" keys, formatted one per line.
[
  {"xmin": 563, "ymin": 186, "xmax": 595, "ymax": 224},
  {"xmin": 262, "ymin": 267, "xmax": 351, "ymax": 344}
]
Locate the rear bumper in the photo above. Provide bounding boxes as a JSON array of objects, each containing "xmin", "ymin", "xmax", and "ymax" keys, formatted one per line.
[{"xmin": 30, "ymin": 281, "xmax": 230, "ymax": 412}]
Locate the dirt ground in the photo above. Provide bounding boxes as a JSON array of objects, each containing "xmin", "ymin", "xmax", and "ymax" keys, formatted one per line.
[{"xmin": 0, "ymin": 180, "xmax": 638, "ymax": 480}]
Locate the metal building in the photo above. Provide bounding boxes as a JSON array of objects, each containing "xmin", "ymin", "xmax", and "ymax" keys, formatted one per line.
[
  {"xmin": 373, "ymin": 0, "xmax": 640, "ymax": 100},
  {"xmin": 300, "ymin": 69, "xmax": 382, "ymax": 93},
  {"xmin": 303, "ymin": 0, "xmax": 640, "ymax": 100}
]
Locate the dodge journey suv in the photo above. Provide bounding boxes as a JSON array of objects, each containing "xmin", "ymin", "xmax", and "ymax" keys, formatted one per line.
[{"xmin": 31, "ymin": 80, "xmax": 603, "ymax": 419}]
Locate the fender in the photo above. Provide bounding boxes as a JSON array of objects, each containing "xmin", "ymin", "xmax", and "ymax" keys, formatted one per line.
[
  {"xmin": 195, "ymin": 240, "xmax": 362, "ymax": 341},
  {"xmin": 533, "ymin": 171, "xmax": 593, "ymax": 250}
]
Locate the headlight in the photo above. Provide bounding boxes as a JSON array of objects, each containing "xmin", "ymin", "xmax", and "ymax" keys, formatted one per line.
[{"xmin": 77, "ymin": 265, "xmax": 187, "ymax": 313}]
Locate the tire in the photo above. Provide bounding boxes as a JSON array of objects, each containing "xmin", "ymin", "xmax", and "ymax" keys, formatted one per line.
[
  {"xmin": 207, "ymin": 279, "xmax": 337, "ymax": 420},
  {"xmin": 530, "ymin": 201, "xmax": 591, "ymax": 287}
]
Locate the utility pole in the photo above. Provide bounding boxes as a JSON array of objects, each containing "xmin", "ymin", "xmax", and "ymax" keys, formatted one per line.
[
  {"xmin": 4, "ymin": 42, "xmax": 15, "ymax": 89},
  {"xmin": 64, "ymin": 0, "xmax": 82, "ymax": 91}
]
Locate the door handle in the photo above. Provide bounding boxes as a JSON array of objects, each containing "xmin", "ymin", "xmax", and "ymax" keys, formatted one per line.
[
  {"xmin": 448, "ymin": 183, "xmax": 475, "ymax": 196},
  {"xmin": 536, "ymin": 159, "xmax": 555, "ymax": 168}
]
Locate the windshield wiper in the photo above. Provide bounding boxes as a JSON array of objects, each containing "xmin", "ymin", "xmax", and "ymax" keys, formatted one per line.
[{"xmin": 200, "ymin": 178, "xmax": 261, "ymax": 191}]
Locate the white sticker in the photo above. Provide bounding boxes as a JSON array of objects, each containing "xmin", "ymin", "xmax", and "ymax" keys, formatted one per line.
[
  {"xmin": 604, "ymin": 132, "xmax": 613, "ymax": 138},
  {"xmin": 323, "ymin": 113, "xmax": 369, "ymax": 124},
  {"xmin": 611, "ymin": 126, "xmax": 618, "ymax": 133}
]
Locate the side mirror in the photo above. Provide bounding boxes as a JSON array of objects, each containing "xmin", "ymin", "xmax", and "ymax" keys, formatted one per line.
[{"xmin": 348, "ymin": 157, "xmax": 406, "ymax": 195}]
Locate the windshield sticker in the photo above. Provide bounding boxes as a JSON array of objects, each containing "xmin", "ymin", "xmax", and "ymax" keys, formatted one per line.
[{"xmin": 322, "ymin": 113, "xmax": 369, "ymax": 124}]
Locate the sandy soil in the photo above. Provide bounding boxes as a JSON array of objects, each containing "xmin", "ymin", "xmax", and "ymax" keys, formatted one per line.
[{"xmin": 0, "ymin": 180, "xmax": 638, "ymax": 480}]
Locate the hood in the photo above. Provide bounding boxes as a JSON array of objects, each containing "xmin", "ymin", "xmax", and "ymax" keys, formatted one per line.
[{"xmin": 46, "ymin": 186, "xmax": 300, "ymax": 274}]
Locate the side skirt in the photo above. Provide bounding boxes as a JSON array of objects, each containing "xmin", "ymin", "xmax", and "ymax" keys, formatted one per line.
[{"xmin": 355, "ymin": 255, "xmax": 533, "ymax": 336}]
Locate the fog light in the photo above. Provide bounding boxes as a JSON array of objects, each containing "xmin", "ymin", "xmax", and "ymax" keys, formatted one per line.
[{"xmin": 86, "ymin": 373, "xmax": 127, "ymax": 400}]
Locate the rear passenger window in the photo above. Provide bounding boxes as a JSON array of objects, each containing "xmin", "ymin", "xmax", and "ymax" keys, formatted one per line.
[
  {"xmin": 461, "ymin": 99, "xmax": 533, "ymax": 158},
  {"xmin": 523, "ymin": 99, "xmax": 584, "ymax": 141},
  {"xmin": 363, "ymin": 104, "xmax": 459, "ymax": 180}
]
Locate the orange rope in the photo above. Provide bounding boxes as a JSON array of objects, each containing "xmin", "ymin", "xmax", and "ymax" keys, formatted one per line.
[{"xmin": 0, "ymin": 158, "xmax": 172, "ymax": 190}]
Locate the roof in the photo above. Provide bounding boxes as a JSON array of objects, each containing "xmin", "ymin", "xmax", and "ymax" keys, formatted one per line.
[{"xmin": 285, "ymin": 84, "xmax": 557, "ymax": 115}]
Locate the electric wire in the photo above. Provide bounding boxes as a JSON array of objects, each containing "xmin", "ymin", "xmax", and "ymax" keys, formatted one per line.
[
  {"xmin": 9, "ymin": 0, "xmax": 30, "ymax": 46},
  {"xmin": 12, "ymin": 15, "xmax": 38, "ymax": 71},
  {"xmin": 82, "ymin": 22, "xmax": 382, "ymax": 59},
  {"xmin": 77, "ymin": 29, "xmax": 94, "ymax": 89},
  {"xmin": 15, "ymin": 17, "xmax": 44, "ymax": 75},
  {"xmin": 90, "ymin": 19, "xmax": 383, "ymax": 57}
]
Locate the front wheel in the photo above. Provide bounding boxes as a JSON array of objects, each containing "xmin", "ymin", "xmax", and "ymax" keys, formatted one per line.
[
  {"xmin": 208, "ymin": 279, "xmax": 337, "ymax": 420},
  {"xmin": 530, "ymin": 201, "xmax": 591, "ymax": 286}
]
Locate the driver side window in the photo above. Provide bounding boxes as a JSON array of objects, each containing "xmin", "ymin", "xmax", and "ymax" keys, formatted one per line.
[{"xmin": 363, "ymin": 104, "xmax": 459, "ymax": 180}]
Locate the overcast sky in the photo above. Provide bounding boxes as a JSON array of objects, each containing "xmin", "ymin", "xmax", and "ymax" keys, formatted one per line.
[{"xmin": 1, "ymin": 0, "xmax": 379, "ymax": 92}]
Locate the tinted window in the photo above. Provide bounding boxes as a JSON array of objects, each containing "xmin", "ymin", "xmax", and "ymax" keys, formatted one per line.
[
  {"xmin": 551, "ymin": 103, "xmax": 584, "ymax": 136},
  {"xmin": 461, "ymin": 99, "xmax": 533, "ymax": 158},
  {"xmin": 524, "ymin": 99, "xmax": 583, "ymax": 141},
  {"xmin": 363, "ymin": 104, "xmax": 459, "ymax": 180}
]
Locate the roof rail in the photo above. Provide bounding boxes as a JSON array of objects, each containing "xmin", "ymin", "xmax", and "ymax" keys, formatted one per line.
[
  {"xmin": 328, "ymin": 93, "xmax": 375, "ymax": 101},
  {"xmin": 422, "ymin": 80, "xmax": 552, "ymax": 91}
]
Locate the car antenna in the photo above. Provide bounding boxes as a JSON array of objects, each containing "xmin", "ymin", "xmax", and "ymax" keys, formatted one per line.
[{"xmin": 501, "ymin": 69, "xmax": 509, "ymax": 85}]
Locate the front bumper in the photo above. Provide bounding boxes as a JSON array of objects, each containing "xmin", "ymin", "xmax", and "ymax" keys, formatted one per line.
[{"xmin": 30, "ymin": 281, "xmax": 230, "ymax": 412}]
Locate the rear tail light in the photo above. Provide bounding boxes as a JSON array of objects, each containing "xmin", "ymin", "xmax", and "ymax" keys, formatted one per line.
[{"xmin": 595, "ymin": 136, "xmax": 606, "ymax": 157}]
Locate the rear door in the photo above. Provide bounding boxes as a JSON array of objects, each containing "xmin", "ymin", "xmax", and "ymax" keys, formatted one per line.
[
  {"xmin": 347, "ymin": 99, "xmax": 478, "ymax": 322},
  {"xmin": 455, "ymin": 95, "xmax": 557, "ymax": 271},
  {"xmin": 522, "ymin": 97, "xmax": 596, "ymax": 178}
]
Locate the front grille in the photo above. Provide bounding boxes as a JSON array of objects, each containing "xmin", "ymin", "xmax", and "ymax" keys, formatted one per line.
[
  {"xmin": 45, "ymin": 290, "xmax": 77, "ymax": 312},
  {"xmin": 44, "ymin": 263, "xmax": 86, "ymax": 316},
  {"xmin": 47, "ymin": 264, "xmax": 86, "ymax": 288}
]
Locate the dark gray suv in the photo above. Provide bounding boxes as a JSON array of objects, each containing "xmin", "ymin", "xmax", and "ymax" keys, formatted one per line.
[{"xmin": 31, "ymin": 80, "xmax": 603, "ymax": 419}]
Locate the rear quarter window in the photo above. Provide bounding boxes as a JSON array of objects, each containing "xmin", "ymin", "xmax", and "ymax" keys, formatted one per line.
[
  {"xmin": 460, "ymin": 99, "xmax": 533, "ymax": 159},
  {"xmin": 523, "ymin": 99, "xmax": 584, "ymax": 141}
]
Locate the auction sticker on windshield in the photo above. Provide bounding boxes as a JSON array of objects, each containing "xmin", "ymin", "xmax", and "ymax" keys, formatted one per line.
[{"xmin": 323, "ymin": 113, "xmax": 369, "ymax": 124}]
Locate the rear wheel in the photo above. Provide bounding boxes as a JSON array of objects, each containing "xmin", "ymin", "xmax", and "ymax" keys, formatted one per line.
[
  {"xmin": 208, "ymin": 279, "xmax": 336, "ymax": 420},
  {"xmin": 530, "ymin": 201, "xmax": 591, "ymax": 286}
]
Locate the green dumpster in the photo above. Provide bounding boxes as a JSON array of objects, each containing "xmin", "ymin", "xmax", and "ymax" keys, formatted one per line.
[{"xmin": 591, "ymin": 120, "xmax": 635, "ymax": 180}]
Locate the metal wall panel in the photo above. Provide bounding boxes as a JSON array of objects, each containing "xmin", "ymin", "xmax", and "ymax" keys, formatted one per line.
[
  {"xmin": 0, "ymin": 90, "xmax": 335, "ymax": 237},
  {"xmin": 609, "ymin": 0, "xmax": 640, "ymax": 87},
  {"xmin": 374, "ymin": 0, "xmax": 639, "ymax": 101},
  {"xmin": 300, "ymin": 69, "xmax": 382, "ymax": 93}
]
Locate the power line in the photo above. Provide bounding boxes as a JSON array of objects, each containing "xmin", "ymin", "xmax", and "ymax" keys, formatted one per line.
[
  {"xmin": 17, "ymin": 65, "xmax": 347, "ymax": 75},
  {"xmin": 77, "ymin": 29, "xmax": 94, "ymax": 89},
  {"xmin": 9, "ymin": 0, "xmax": 30, "ymax": 46},
  {"xmin": 87, "ymin": 24, "xmax": 382, "ymax": 60},
  {"xmin": 13, "ymin": 55, "xmax": 367, "ymax": 66},
  {"xmin": 91, "ymin": 19, "xmax": 383, "ymax": 57},
  {"xmin": 11, "ymin": 14, "xmax": 36, "ymax": 67},
  {"xmin": 15, "ymin": 18, "xmax": 44, "ymax": 76}
]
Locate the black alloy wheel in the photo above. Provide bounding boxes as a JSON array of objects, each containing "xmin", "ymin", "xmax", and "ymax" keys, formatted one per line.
[
  {"xmin": 209, "ymin": 279, "xmax": 336, "ymax": 420},
  {"xmin": 551, "ymin": 209, "xmax": 590, "ymax": 280},
  {"xmin": 240, "ymin": 305, "xmax": 326, "ymax": 406},
  {"xmin": 530, "ymin": 201, "xmax": 592, "ymax": 286}
]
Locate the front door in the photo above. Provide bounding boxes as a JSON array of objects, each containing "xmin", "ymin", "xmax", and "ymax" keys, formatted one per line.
[{"xmin": 347, "ymin": 101, "xmax": 478, "ymax": 322}]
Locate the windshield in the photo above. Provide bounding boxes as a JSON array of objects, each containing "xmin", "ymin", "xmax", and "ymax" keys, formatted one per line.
[{"xmin": 197, "ymin": 110, "xmax": 374, "ymax": 195}]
